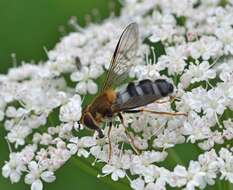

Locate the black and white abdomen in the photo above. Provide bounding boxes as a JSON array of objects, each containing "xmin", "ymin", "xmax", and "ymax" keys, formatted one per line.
[{"xmin": 113, "ymin": 79, "xmax": 174, "ymax": 111}]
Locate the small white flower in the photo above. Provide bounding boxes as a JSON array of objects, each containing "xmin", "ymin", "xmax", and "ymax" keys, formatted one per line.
[
  {"xmin": 188, "ymin": 36, "xmax": 222, "ymax": 60},
  {"xmin": 170, "ymin": 165, "xmax": 188, "ymax": 187},
  {"xmin": 157, "ymin": 46, "xmax": 187, "ymax": 75},
  {"xmin": 102, "ymin": 164, "xmax": 125, "ymax": 181},
  {"xmin": 185, "ymin": 161, "xmax": 206, "ymax": 190},
  {"xmin": 217, "ymin": 61, "xmax": 233, "ymax": 82},
  {"xmin": 182, "ymin": 115, "xmax": 211, "ymax": 143},
  {"xmin": 223, "ymin": 120, "xmax": 233, "ymax": 140},
  {"xmin": 71, "ymin": 65, "xmax": 103, "ymax": 95},
  {"xmin": 40, "ymin": 133, "xmax": 53, "ymax": 145},
  {"xmin": 215, "ymin": 27, "xmax": 233, "ymax": 55},
  {"xmin": 131, "ymin": 177, "xmax": 145, "ymax": 190},
  {"xmin": 203, "ymin": 88, "xmax": 226, "ymax": 118},
  {"xmin": 218, "ymin": 148, "xmax": 233, "ymax": 183},
  {"xmin": 47, "ymin": 144, "xmax": 71, "ymax": 171},
  {"xmin": 181, "ymin": 61, "xmax": 216, "ymax": 86},
  {"xmin": 59, "ymin": 94, "xmax": 82, "ymax": 122},
  {"xmin": 67, "ymin": 136, "xmax": 96, "ymax": 158},
  {"xmin": 2, "ymin": 153, "xmax": 26, "ymax": 183},
  {"xmin": 24, "ymin": 161, "xmax": 56, "ymax": 190},
  {"xmin": 142, "ymin": 165, "xmax": 160, "ymax": 183},
  {"xmin": 7, "ymin": 126, "xmax": 32, "ymax": 148},
  {"xmin": 21, "ymin": 144, "xmax": 37, "ymax": 164}
]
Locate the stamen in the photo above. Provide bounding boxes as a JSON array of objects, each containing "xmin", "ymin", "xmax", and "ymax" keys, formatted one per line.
[
  {"xmin": 43, "ymin": 46, "xmax": 49, "ymax": 58},
  {"xmin": 119, "ymin": 142, "xmax": 124, "ymax": 158},
  {"xmin": 97, "ymin": 173, "xmax": 109, "ymax": 178},
  {"xmin": 69, "ymin": 16, "xmax": 85, "ymax": 32},
  {"xmin": 151, "ymin": 46, "xmax": 156, "ymax": 64},
  {"xmin": 215, "ymin": 112, "xmax": 222, "ymax": 128},
  {"xmin": 92, "ymin": 157, "xmax": 98, "ymax": 166},
  {"xmin": 5, "ymin": 137, "xmax": 12, "ymax": 153},
  {"xmin": 11, "ymin": 53, "xmax": 17, "ymax": 68}
]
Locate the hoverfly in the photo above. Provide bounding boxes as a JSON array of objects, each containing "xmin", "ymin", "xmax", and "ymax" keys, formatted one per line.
[{"xmin": 79, "ymin": 23, "xmax": 186, "ymax": 159}]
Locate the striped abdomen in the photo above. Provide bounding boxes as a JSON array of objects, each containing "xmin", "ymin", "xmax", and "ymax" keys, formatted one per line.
[{"xmin": 113, "ymin": 79, "xmax": 174, "ymax": 112}]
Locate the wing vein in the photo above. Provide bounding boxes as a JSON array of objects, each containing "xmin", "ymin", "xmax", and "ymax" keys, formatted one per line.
[{"xmin": 101, "ymin": 23, "xmax": 139, "ymax": 92}]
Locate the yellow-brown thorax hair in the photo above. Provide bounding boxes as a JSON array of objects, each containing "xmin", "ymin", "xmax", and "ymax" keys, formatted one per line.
[{"xmin": 80, "ymin": 89, "xmax": 117, "ymax": 126}]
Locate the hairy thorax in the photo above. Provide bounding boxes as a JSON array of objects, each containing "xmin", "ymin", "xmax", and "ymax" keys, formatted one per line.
[{"xmin": 82, "ymin": 89, "xmax": 117, "ymax": 124}]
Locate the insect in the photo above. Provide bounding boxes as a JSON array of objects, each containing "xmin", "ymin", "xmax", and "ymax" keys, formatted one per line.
[{"xmin": 79, "ymin": 23, "xmax": 186, "ymax": 160}]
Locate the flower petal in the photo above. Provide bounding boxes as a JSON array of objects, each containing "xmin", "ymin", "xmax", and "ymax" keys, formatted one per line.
[
  {"xmin": 67, "ymin": 144, "xmax": 78, "ymax": 155},
  {"xmin": 75, "ymin": 81, "xmax": 87, "ymax": 94},
  {"xmin": 41, "ymin": 171, "xmax": 56, "ymax": 183},
  {"xmin": 2, "ymin": 164, "xmax": 11, "ymax": 178},
  {"xmin": 28, "ymin": 161, "xmax": 38, "ymax": 172},
  {"xmin": 10, "ymin": 171, "xmax": 21, "ymax": 183},
  {"xmin": 102, "ymin": 165, "xmax": 115, "ymax": 174},
  {"xmin": 31, "ymin": 179, "xmax": 43, "ymax": 190},
  {"xmin": 25, "ymin": 173, "xmax": 35, "ymax": 184},
  {"xmin": 70, "ymin": 71, "xmax": 84, "ymax": 82},
  {"xmin": 87, "ymin": 80, "xmax": 97, "ymax": 94}
]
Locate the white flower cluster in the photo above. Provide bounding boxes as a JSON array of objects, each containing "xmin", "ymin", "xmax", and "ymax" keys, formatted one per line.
[{"xmin": 1, "ymin": 0, "xmax": 233, "ymax": 190}]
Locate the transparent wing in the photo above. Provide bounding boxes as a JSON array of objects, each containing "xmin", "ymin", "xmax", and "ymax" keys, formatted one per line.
[
  {"xmin": 101, "ymin": 22, "xmax": 139, "ymax": 91},
  {"xmin": 112, "ymin": 95, "xmax": 158, "ymax": 112}
]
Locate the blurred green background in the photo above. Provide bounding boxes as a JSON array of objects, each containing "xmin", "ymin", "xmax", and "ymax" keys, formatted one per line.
[
  {"xmin": 0, "ymin": 1, "xmax": 233, "ymax": 190},
  {"xmin": 0, "ymin": 0, "xmax": 119, "ymax": 73}
]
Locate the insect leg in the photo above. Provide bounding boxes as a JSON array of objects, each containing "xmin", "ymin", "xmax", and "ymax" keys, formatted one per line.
[
  {"xmin": 155, "ymin": 96, "xmax": 176, "ymax": 104},
  {"xmin": 118, "ymin": 113, "xmax": 140, "ymax": 155},
  {"xmin": 123, "ymin": 108, "xmax": 187, "ymax": 116},
  {"xmin": 107, "ymin": 121, "xmax": 112, "ymax": 163}
]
